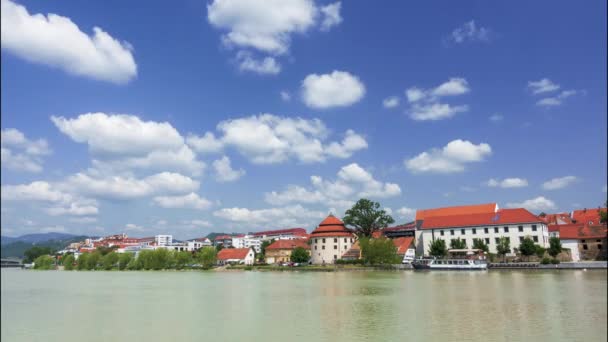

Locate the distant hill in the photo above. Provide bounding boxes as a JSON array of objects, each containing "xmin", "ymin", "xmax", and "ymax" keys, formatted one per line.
[
  {"xmin": 204, "ymin": 232, "xmax": 238, "ymax": 241},
  {"xmin": 0, "ymin": 235, "xmax": 88, "ymax": 259},
  {"xmin": 1, "ymin": 232, "xmax": 79, "ymax": 245}
]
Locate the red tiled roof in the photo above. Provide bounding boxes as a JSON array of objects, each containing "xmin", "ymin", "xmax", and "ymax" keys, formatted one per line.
[
  {"xmin": 540, "ymin": 212, "xmax": 573, "ymax": 225},
  {"xmin": 266, "ymin": 239, "xmax": 310, "ymax": 250},
  {"xmin": 420, "ymin": 208, "xmax": 542, "ymax": 230},
  {"xmin": 311, "ymin": 215, "xmax": 354, "ymax": 238},
  {"xmin": 558, "ymin": 224, "xmax": 607, "ymax": 240},
  {"xmin": 252, "ymin": 228, "xmax": 307, "ymax": 237},
  {"xmin": 217, "ymin": 248, "xmax": 251, "ymax": 260},
  {"xmin": 384, "ymin": 222, "xmax": 416, "ymax": 232},
  {"xmin": 214, "ymin": 235, "xmax": 232, "ymax": 241},
  {"xmin": 371, "ymin": 231, "xmax": 382, "ymax": 238},
  {"xmin": 416, "ymin": 203, "xmax": 497, "ymax": 221},
  {"xmin": 572, "ymin": 208, "xmax": 606, "ymax": 226},
  {"xmin": 392, "ymin": 237, "xmax": 415, "ymax": 255}
]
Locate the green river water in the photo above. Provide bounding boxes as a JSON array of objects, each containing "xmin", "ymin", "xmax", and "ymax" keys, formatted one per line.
[{"xmin": 1, "ymin": 269, "xmax": 606, "ymax": 342}]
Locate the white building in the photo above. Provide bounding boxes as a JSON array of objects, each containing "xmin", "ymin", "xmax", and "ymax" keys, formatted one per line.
[
  {"xmin": 155, "ymin": 235, "xmax": 173, "ymax": 246},
  {"xmin": 416, "ymin": 207, "xmax": 549, "ymax": 255},
  {"xmin": 232, "ymin": 235, "xmax": 262, "ymax": 253},
  {"xmin": 217, "ymin": 248, "xmax": 255, "ymax": 265},
  {"xmin": 309, "ymin": 215, "xmax": 355, "ymax": 265}
]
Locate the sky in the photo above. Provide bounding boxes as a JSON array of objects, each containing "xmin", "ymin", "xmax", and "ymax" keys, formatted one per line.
[{"xmin": 1, "ymin": 0, "xmax": 606, "ymax": 239}]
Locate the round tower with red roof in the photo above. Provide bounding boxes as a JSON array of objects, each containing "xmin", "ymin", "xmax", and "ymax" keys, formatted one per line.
[{"xmin": 310, "ymin": 214, "xmax": 355, "ymax": 264}]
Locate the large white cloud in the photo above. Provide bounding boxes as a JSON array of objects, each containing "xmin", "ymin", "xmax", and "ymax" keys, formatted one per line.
[
  {"xmin": 507, "ymin": 196, "xmax": 557, "ymax": 211},
  {"xmin": 541, "ymin": 176, "xmax": 578, "ymax": 190},
  {"xmin": 396, "ymin": 207, "xmax": 416, "ymax": 221},
  {"xmin": 213, "ymin": 156, "xmax": 245, "ymax": 182},
  {"xmin": 301, "ymin": 70, "xmax": 366, "ymax": 109},
  {"xmin": 51, "ymin": 113, "xmax": 204, "ymax": 176},
  {"xmin": 1, "ymin": 0, "xmax": 136, "ymax": 84},
  {"xmin": 188, "ymin": 114, "xmax": 367, "ymax": 164},
  {"xmin": 1, "ymin": 128, "xmax": 51, "ymax": 173},
  {"xmin": 405, "ymin": 139, "xmax": 491, "ymax": 173},
  {"xmin": 405, "ymin": 78, "xmax": 470, "ymax": 121},
  {"xmin": 485, "ymin": 177, "xmax": 528, "ymax": 188},
  {"xmin": 213, "ymin": 204, "xmax": 325, "ymax": 228},
  {"xmin": 153, "ymin": 192, "xmax": 212, "ymax": 210}
]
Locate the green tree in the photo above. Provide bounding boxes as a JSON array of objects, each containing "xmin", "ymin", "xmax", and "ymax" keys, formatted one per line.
[
  {"xmin": 496, "ymin": 237, "xmax": 511, "ymax": 262},
  {"xmin": 428, "ymin": 239, "xmax": 447, "ymax": 258},
  {"xmin": 472, "ymin": 238, "xmax": 489, "ymax": 253},
  {"xmin": 63, "ymin": 254, "xmax": 75, "ymax": 270},
  {"xmin": 77, "ymin": 253, "xmax": 89, "ymax": 270},
  {"xmin": 343, "ymin": 199, "xmax": 395, "ymax": 238},
  {"xmin": 24, "ymin": 246, "xmax": 53, "ymax": 263},
  {"xmin": 539, "ymin": 212, "xmax": 547, "ymax": 217},
  {"xmin": 197, "ymin": 247, "xmax": 217, "ymax": 269},
  {"xmin": 258, "ymin": 239, "xmax": 275, "ymax": 262},
  {"xmin": 216, "ymin": 244, "xmax": 224, "ymax": 252},
  {"xmin": 548, "ymin": 237, "xmax": 563, "ymax": 259},
  {"xmin": 118, "ymin": 253, "xmax": 134, "ymax": 270},
  {"xmin": 86, "ymin": 251, "xmax": 102, "ymax": 270},
  {"xmin": 126, "ymin": 254, "xmax": 142, "ymax": 270},
  {"xmin": 450, "ymin": 238, "xmax": 467, "ymax": 249},
  {"xmin": 519, "ymin": 237, "xmax": 536, "ymax": 261},
  {"xmin": 600, "ymin": 202, "xmax": 607, "ymax": 224},
  {"xmin": 96, "ymin": 246, "xmax": 117, "ymax": 256},
  {"xmin": 290, "ymin": 247, "xmax": 310, "ymax": 263},
  {"xmin": 33, "ymin": 255, "xmax": 55, "ymax": 270},
  {"xmin": 359, "ymin": 237, "xmax": 399, "ymax": 264},
  {"xmin": 535, "ymin": 245, "xmax": 546, "ymax": 259},
  {"xmin": 101, "ymin": 252, "xmax": 119, "ymax": 270},
  {"xmin": 174, "ymin": 251, "xmax": 192, "ymax": 270}
]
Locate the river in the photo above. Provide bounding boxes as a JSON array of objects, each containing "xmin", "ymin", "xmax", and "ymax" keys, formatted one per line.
[{"xmin": 1, "ymin": 269, "xmax": 606, "ymax": 342}]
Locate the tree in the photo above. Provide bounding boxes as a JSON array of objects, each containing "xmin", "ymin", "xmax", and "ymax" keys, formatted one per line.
[
  {"xmin": 126, "ymin": 254, "xmax": 142, "ymax": 270},
  {"xmin": 428, "ymin": 239, "xmax": 447, "ymax": 258},
  {"xmin": 535, "ymin": 245, "xmax": 546, "ymax": 260},
  {"xmin": 101, "ymin": 252, "xmax": 119, "ymax": 270},
  {"xmin": 86, "ymin": 251, "xmax": 102, "ymax": 270},
  {"xmin": 118, "ymin": 253, "xmax": 134, "ymax": 270},
  {"xmin": 216, "ymin": 244, "xmax": 224, "ymax": 252},
  {"xmin": 33, "ymin": 255, "xmax": 55, "ymax": 270},
  {"xmin": 600, "ymin": 202, "xmax": 607, "ymax": 224},
  {"xmin": 539, "ymin": 212, "xmax": 547, "ymax": 217},
  {"xmin": 77, "ymin": 253, "xmax": 89, "ymax": 270},
  {"xmin": 290, "ymin": 247, "xmax": 310, "ymax": 263},
  {"xmin": 63, "ymin": 254, "xmax": 75, "ymax": 270},
  {"xmin": 343, "ymin": 199, "xmax": 395, "ymax": 238},
  {"xmin": 359, "ymin": 237, "xmax": 399, "ymax": 265},
  {"xmin": 519, "ymin": 237, "xmax": 536, "ymax": 261},
  {"xmin": 24, "ymin": 246, "xmax": 54, "ymax": 263},
  {"xmin": 472, "ymin": 238, "xmax": 489, "ymax": 253},
  {"xmin": 259, "ymin": 239, "xmax": 275, "ymax": 262},
  {"xmin": 450, "ymin": 238, "xmax": 467, "ymax": 249},
  {"xmin": 96, "ymin": 246, "xmax": 117, "ymax": 256},
  {"xmin": 548, "ymin": 237, "xmax": 563, "ymax": 259},
  {"xmin": 496, "ymin": 237, "xmax": 511, "ymax": 262},
  {"xmin": 174, "ymin": 251, "xmax": 192, "ymax": 270},
  {"xmin": 197, "ymin": 247, "xmax": 217, "ymax": 269}
]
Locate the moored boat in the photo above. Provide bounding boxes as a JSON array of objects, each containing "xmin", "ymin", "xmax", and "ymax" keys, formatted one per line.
[{"xmin": 412, "ymin": 249, "xmax": 488, "ymax": 270}]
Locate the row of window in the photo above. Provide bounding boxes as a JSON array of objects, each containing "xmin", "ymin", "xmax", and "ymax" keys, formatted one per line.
[
  {"xmin": 314, "ymin": 238, "xmax": 354, "ymax": 244},
  {"xmin": 314, "ymin": 245, "xmax": 340, "ymax": 250},
  {"xmin": 443, "ymin": 235, "xmax": 543, "ymax": 246},
  {"xmin": 439, "ymin": 225, "xmax": 539, "ymax": 236}
]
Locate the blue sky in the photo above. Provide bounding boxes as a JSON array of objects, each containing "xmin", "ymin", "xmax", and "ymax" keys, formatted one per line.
[{"xmin": 1, "ymin": 0, "xmax": 606, "ymax": 239}]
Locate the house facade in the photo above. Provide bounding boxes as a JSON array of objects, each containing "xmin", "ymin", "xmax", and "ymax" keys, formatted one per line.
[
  {"xmin": 555, "ymin": 224, "xmax": 607, "ymax": 261},
  {"xmin": 264, "ymin": 239, "xmax": 310, "ymax": 264},
  {"xmin": 309, "ymin": 215, "xmax": 355, "ymax": 264},
  {"xmin": 217, "ymin": 248, "xmax": 255, "ymax": 265}
]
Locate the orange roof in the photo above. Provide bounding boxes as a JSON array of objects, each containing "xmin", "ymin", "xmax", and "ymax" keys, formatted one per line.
[
  {"xmin": 416, "ymin": 203, "xmax": 497, "ymax": 221},
  {"xmin": 392, "ymin": 237, "xmax": 415, "ymax": 255},
  {"xmin": 559, "ymin": 224, "xmax": 607, "ymax": 240},
  {"xmin": 252, "ymin": 228, "xmax": 307, "ymax": 237},
  {"xmin": 311, "ymin": 215, "xmax": 354, "ymax": 238},
  {"xmin": 371, "ymin": 231, "xmax": 383, "ymax": 238},
  {"xmin": 266, "ymin": 239, "xmax": 310, "ymax": 250},
  {"xmin": 217, "ymin": 248, "xmax": 251, "ymax": 260},
  {"xmin": 541, "ymin": 212, "xmax": 573, "ymax": 225},
  {"xmin": 572, "ymin": 208, "xmax": 606, "ymax": 226},
  {"xmin": 420, "ymin": 208, "xmax": 542, "ymax": 230}
]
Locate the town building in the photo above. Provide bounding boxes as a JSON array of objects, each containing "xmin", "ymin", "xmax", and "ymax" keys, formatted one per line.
[
  {"xmin": 217, "ymin": 248, "xmax": 255, "ymax": 265},
  {"xmin": 251, "ymin": 228, "xmax": 308, "ymax": 241},
  {"xmin": 214, "ymin": 235, "xmax": 233, "ymax": 247},
  {"xmin": 415, "ymin": 204, "xmax": 549, "ymax": 256},
  {"xmin": 155, "ymin": 235, "xmax": 172, "ymax": 246},
  {"xmin": 309, "ymin": 215, "xmax": 355, "ymax": 264},
  {"xmin": 231, "ymin": 234, "xmax": 263, "ymax": 253},
  {"xmin": 264, "ymin": 239, "xmax": 310, "ymax": 264},
  {"xmin": 550, "ymin": 223, "xmax": 607, "ymax": 261},
  {"xmin": 392, "ymin": 236, "xmax": 416, "ymax": 262}
]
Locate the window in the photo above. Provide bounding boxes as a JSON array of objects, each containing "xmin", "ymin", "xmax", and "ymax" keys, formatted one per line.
[
  {"xmin": 334, "ymin": 238, "xmax": 337, "ymax": 243},
  {"xmin": 334, "ymin": 255, "xmax": 337, "ymax": 260},
  {"xmin": 581, "ymin": 240, "xmax": 586, "ymax": 243},
  {"xmin": 461, "ymin": 229, "xmax": 465, "ymax": 235},
  {"xmin": 451, "ymin": 239, "xmax": 456, "ymax": 246},
  {"xmin": 485, "ymin": 238, "xmax": 490, "ymax": 244},
  {"xmin": 532, "ymin": 225, "xmax": 537, "ymax": 231},
  {"xmin": 344, "ymin": 238, "xmax": 347, "ymax": 243},
  {"xmin": 597, "ymin": 240, "xmax": 602, "ymax": 243},
  {"xmin": 495, "ymin": 238, "xmax": 500, "ymax": 244},
  {"xmin": 440, "ymin": 230, "xmax": 444, "ymax": 236},
  {"xmin": 350, "ymin": 238, "xmax": 353, "ymax": 243},
  {"xmin": 314, "ymin": 246, "xmax": 317, "ymax": 250},
  {"xmin": 599, "ymin": 245, "xmax": 603, "ymax": 250},
  {"xmin": 450, "ymin": 230, "xmax": 454, "ymax": 236},
  {"xmin": 583, "ymin": 244, "xmax": 588, "ymax": 250},
  {"xmin": 494, "ymin": 227, "xmax": 499, "ymax": 233},
  {"xmin": 519, "ymin": 237, "xmax": 524, "ymax": 243},
  {"xmin": 504, "ymin": 227, "xmax": 509, "ymax": 233},
  {"xmin": 484, "ymin": 228, "xmax": 489, "ymax": 234},
  {"xmin": 472, "ymin": 228, "xmax": 477, "ymax": 234},
  {"xmin": 322, "ymin": 245, "xmax": 325, "ymax": 250},
  {"xmin": 322, "ymin": 238, "xmax": 326, "ymax": 243},
  {"xmin": 518, "ymin": 226, "xmax": 523, "ymax": 232},
  {"xmin": 533, "ymin": 236, "xmax": 538, "ymax": 242}
]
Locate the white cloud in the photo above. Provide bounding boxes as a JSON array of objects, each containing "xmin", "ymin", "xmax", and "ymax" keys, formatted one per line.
[
  {"xmin": 2, "ymin": 181, "xmax": 72, "ymax": 203},
  {"xmin": 1, "ymin": 0, "xmax": 136, "ymax": 84},
  {"xmin": 280, "ymin": 91, "xmax": 291, "ymax": 101},
  {"xmin": 319, "ymin": 2, "xmax": 342, "ymax": 31},
  {"xmin": 39, "ymin": 225, "xmax": 66, "ymax": 233},
  {"xmin": 405, "ymin": 139, "xmax": 492, "ymax": 174},
  {"xmin": 189, "ymin": 114, "xmax": 366, "ymax": 164},
  {"xmin": 404, "ymin": 78, "xmax": 470, "ymax": 121},
  {"xmin": 213, "ymin": 156, "xmax": 245, "ymax": 182},
  {"xmin": 485, "ymin": 178, "xmax": 528, "ymax": 188},
  {"xmin": 153, "ymin": 192, "xmax": 212, "ymax": 210},
  {"xmin": 46, "ymin": 203, "xmax": 99, "ymax": 216},
  {"xmin": 265, "ymin": 163, "xmax": 400, "ymax": 207},
  {"xmin": 507, "ymin": 196, "xmax": 557, "ymax": 211},
  {"xmin": 383, "ymin": 96, "xmax": 400, "ymax": 109},
  {"xmin": 536, "ymin": 90, "xmax": 577, "ymax": 107},
  {"xmin": 446, "ymin": 20, "xmax": 492, "ymax": 44},
  {"xmin": 489, "ymin": 114, "xmax": 503, "ymax": 122},
  {"xmin": 125, "ymin": 223, "xmax": 144, "ymax": 232},
  {"xmin": 184, "ymin": 219, "xmax": 212, "ymax": 228},
  {"xmin": 235, "ymin": 51, "xmax": 281, "ymax": 75},
  {"xmin": 213, "ymin": 204, "xmax": 325, "ymax": 228},
  {"xmin": 51, "ymin": 113, "xmax": 204, "ymax": 176},
  {"xmin": 528, "ymin": 78, "xmax": 560, "ymax": 94},
  {"xmin": 1, "ymin": 128, "xmax": 51, "ymax": 173},
  {"xmin": 301, "ymin": 70, "xmax": 365, "ymax": 109},
  {"xmin": 542, "ymin": 176, "xmax": 578, "ymax": 190},
  {"xmin": 69, "ymin": 217, "xmax": 97, "ymax": 224},
  {"xmin": 186, "ymin": 132, "xmax": 224, "ymax": 154},
  {"xmin": 396, "ymin": 207, "xmax": 416, "ymax": 220}
]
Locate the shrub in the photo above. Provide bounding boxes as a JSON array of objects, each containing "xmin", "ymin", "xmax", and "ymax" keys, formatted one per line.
[
  {"xmin": 551, "ymin": 258, "xmax": 560, "ymax": 264},
  {"xmin": 33, "ymin": 255, "xmax": 55, "ymax": 270},
  {"xmin": 335, "ymin": 259, "xmax": 365, "ymax": 265},
  {"xmin": 244, "ymin": 266, "xmax": 253, "ymax": 271},
  {"xmin": 541, "ymin": 257, "xmax": 552, "ymax": 265}
]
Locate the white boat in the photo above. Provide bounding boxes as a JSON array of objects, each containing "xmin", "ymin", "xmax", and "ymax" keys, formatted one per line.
[{"xmin": 412, "ymin": 249, "xmax": 488, "ymax": 270}]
